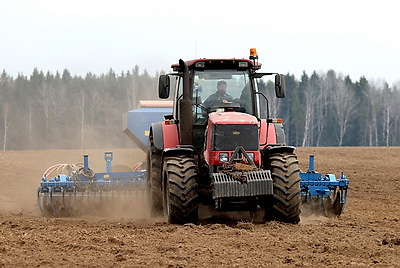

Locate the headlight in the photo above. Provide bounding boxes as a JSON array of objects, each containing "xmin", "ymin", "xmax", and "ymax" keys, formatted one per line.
[
  {"xmin": 220, "ymin": 153, "xmax": 229, "ymax": 162},
  {"xmin": 247, "ymin": 153, "xmax": 254, "ymax": 162}
]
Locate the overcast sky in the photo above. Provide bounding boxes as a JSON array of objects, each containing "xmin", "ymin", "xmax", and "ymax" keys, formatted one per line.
[{"xmin": 1, "ymin": 0, "xmax": 399, "ymax": 85}]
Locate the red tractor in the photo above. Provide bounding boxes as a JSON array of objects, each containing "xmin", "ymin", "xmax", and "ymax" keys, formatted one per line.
[{"xmin": 147, "ymin": 49, "xmax": 301, "ymax": 224}]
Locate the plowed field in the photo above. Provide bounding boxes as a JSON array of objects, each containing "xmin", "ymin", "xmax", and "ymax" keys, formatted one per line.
[{"xmin": 0, "ymin": 147, "xmax": 399, "ymax": 267}]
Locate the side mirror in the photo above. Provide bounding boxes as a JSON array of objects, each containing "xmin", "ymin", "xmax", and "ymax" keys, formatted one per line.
[
  {"xmin": 275, "ymin": 74, "xmax": 286, "ymax": 98},
  {"xmin": 158, "ymin": 75, "xmax": 170, "ymax": 99}
]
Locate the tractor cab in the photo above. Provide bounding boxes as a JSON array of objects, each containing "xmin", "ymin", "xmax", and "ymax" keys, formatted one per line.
[{"xmin": 192, "ymin": 69, "xmax": 256, "ymax": 125}]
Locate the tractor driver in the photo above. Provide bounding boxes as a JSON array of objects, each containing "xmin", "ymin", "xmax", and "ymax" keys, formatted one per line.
[{"xmin": 202, "ymin": 80, "xmax": 234, "ymax": 108}]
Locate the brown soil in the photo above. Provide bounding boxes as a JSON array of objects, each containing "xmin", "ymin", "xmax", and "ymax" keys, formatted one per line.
[{"xmin": 0, "ymin": 147, "xmax": 399, "ymax": 267}]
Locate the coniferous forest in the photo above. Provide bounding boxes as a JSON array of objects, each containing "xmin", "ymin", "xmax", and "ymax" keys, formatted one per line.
[{"xmin": 0, "ymin": 67, "xmax": 399, "ymax": 151}]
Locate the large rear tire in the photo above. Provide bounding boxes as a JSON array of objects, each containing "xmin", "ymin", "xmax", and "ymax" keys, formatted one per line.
[
  {"xmin": 162, "ymin": 156, "xmax": 198, "ymax": 224},
  {"xmin": 147, "ymin": 145, "xmax": 163, "ymax": 217},
  {"xmin": 265, "ymin": 152, "xmax": 301, "ymax": 224}
]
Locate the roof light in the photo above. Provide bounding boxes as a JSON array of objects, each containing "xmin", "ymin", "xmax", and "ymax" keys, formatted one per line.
[
  {"xmin": 238, "ymin": 61, "xmax": 248, "ymax": 68},
  {"xmin": 195, "ymin": 61, "xmax": 205, "ymax": 68}
]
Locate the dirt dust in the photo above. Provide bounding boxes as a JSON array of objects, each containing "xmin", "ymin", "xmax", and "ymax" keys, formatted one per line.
[{"xmin": 0, "ymin": 147, "xmax": 399, "ymax": 267}]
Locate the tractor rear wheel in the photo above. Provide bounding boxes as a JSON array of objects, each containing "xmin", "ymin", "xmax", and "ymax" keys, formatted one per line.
[
  {"xmin": 265, "ymin": 152, "xmax": 301, "ymax": 224},
  {"xmin": 147, "ymin": 145, "xmax": 163, "ymax": 217},
  {"xmin": 162, "ymin": 156, "xmax": 198, "ymax": 224}
]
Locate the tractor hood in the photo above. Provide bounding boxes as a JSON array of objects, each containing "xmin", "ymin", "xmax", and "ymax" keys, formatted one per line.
[{"xmin": 208, "ymin": 111, "xmax": 258, "ymax": 125}]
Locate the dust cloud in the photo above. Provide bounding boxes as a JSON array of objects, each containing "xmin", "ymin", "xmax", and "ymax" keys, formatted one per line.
[{"xmin": 0, "ymin": 148, "xmax": 146, "ymax": 217}]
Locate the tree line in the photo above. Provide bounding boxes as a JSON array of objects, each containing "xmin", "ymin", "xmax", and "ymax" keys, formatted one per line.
[
  {"xmin": 262, "ymin": 70, "xmax": 400, "ymax": 147},
  {"xmin": 0, "ymin": 67, "xmax": 399, "ymax": 150},
  {"xmin": 0, "ymin": 67, "xmax": 159, "ymax": 150}
]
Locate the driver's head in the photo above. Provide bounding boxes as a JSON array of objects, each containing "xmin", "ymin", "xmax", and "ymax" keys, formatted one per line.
[{"xmin": 217, "ymin": 80, "xmax": 227, "ymax": 95}]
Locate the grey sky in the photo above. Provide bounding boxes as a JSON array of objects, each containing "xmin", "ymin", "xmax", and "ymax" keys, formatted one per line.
[{"xmin": 1, "ymin": 0, "xmax": 399, "ymax": 85}]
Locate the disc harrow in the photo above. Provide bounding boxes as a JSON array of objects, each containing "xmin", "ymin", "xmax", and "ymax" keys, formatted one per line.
[
  {"xmin": 37, "ymin": 152, "xmax": 146, "ymax": 217},
  {"xmin": 300, "ymin": 155, "xmax": 350, "ymax": 217}
]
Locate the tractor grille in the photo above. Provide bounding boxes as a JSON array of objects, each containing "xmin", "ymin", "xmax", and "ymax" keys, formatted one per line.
[
  {"xmin": 211, "ymin": 170, "xmax": 273, "ymax": 199},
  {"xmin": 212, "ymin": 124, "xmax": 258, "ymax": 151}
]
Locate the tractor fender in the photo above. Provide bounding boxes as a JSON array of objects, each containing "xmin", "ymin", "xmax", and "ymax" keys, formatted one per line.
[
  {"xmin": 261, "ymin": 145, "xmax": 297, "ymax": 170},
  {"xmin": 261, "ymin": 145, "xmax": 296, "ymax": 157},
  {"xmin": 274, "ymin": 123, "xmax": 286, "ymax": 144},
  {"xmin": 150, "ymin": 122, "xmax": 164, "ymax": 151},
  {"xmin": 162, "ymin": 147, "xmax": 195, "ymax": 158},
  {"xmin": 150, "ymin": 122, "xmax": 180, "ymax": 151}
]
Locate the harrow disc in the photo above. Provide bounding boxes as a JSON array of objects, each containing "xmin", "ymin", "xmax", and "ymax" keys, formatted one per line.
[
  {"xmin": 301, "ymin": 189, "xmax": 347, "ymax": 217},
  {"xmin": 37, "ymin": 191, "xmax": 52, "ymax": 217},
  {"xmin": 38, "ymin": 186, "xmax": 148, "ymax": 217},
  {"xmin": 331, "ymin": 191, "xmax": 343, "ymax": 216}
]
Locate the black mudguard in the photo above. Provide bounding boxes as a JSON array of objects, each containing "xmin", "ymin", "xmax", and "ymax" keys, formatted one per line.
[
  {"xmin": 150, "ymin": 122, "xmax": 164, "ymax": 151},
  {"xmin": 262, "ymin": 145, "xmax": 296, "ymax": 155},
  {"xmin": 163, "ymin": 147, "xmax": 195, "ymax": 158},
  {"xmin": 274, "ymin": 123, "xmax": 286, "ymax": 144},
  {"xmin": 261, "ymin": 145, "xmax": 296, "ymax": 169}
]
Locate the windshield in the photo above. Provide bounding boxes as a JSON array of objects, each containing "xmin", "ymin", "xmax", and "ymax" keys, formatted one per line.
[{"xmin": 192, "ymin": 70, "xmax": 253, "ymax": 124}]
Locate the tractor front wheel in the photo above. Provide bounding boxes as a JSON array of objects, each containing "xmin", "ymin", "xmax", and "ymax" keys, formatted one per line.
[
  {"xmin": 265, "ymin": 152, "xmax": 301, "ymax": 224},
  {"xmin": 162, "ymin": 156, "xmax": 198, "ymax": 224}
]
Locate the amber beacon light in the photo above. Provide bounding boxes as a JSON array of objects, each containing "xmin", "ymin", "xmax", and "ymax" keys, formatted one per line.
[{"xmin": 249, "ymin": 48, "xmax": 258, "ymax": 60}]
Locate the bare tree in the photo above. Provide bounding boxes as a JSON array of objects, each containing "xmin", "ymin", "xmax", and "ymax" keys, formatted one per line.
[
  {"xmin": 312, "ymin": 74, "xmax": 328, "ymax": 146},
  {"xmin": 127, "ymin": 72, "xmax": 137, "ymax": 110},
  {"xmin": 40, "ymin": 83, "xmax": 50, "ymax": 138},
  {"xmin": 301, "ymin": 75, "xmax": 326, "ymax": 147},
  {"xmin": 1, "ymin": 104, "xmax": 9, "ymax": 151},
  {"xmin": 76, "ymin": 88, "xmax": 86, "ymax": 149},
  {"xmin": 391, "ymin": 85, "xmax": 400, "ymax": 145},
  {"xmin": 366, "ymin": 88, "xmax": 379, "ymax": 146},
  {"xmin": 381, "ymin": 84, "xmax": 395, "ymax": 146},
  {"xmin": 331, "ymin": 77, "xmax": 357, "ymax": 146},
  {"xmin": 301, "ymin": 82, "xmax": 314, "ymax": 147},
  {"xmin": 28, "ymin": 105, "xmax": 33, "ymax": 147},
  {"xmin": 87, "ymin": 87, "xmax": 103, "ymax": 127}
]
